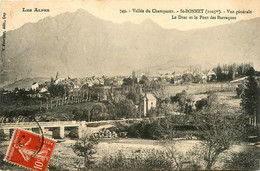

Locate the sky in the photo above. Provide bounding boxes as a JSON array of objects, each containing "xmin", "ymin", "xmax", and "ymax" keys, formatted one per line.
[{"xmin": 0, "ymin": 0, "xmax": 260, "ymax": 32}]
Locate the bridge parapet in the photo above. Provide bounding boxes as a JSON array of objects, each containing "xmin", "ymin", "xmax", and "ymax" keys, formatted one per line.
[
  {"xmin": 0, "ymin": 121, "xmax": 86, "ymax": 128},
  {"xmin": 0, "ymin": 121, "xmax": 86, "ymax": 140}
]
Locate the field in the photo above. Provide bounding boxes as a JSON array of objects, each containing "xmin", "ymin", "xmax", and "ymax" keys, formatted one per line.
[
  {"xmin": 1, "ymin": 137, "xmax": 258, "ymax": 171},
  {"xmin": 164, "ymin": 83, "xmax": 237, "ymax": 96},
  {"xmin": 165, "ymin": 83, "xmax": 241, "ymax": 112},
  {"xmin": 46, "ymin": 138, "xmax": 260, "ymax": 170}
]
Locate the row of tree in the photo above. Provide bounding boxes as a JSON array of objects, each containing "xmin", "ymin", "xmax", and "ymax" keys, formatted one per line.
[
  {"xmin": 212, "ymin": 62, "xmax": 253, "ymax": 81},
  {"xmin": 240, "ymin": 67, "xmax": 259, "ymax": 127},
  {"xmin": 72, "ymin": 97, "xmax": 140, "ymax": 122}
]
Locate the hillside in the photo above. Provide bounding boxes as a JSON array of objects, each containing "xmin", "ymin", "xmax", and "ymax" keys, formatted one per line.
[
  {"xmin": 0, "ymin": 9, "xmax": 259, "ymax": 85},
  {"xmin": 1, "ymin": 77, "xmax": 49, "ymax": 90}
]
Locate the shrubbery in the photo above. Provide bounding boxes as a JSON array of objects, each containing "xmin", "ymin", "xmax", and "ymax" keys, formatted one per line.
[
  {"xmin": 126, "ymin": 120, "xmax": 171, "ymax": 140},
  {"xmin": 93, "ymin": 144, "xmax": 208, "ymax": 170},
  {"xmin": 125, "ymin": 118, "xmax": 199, "ymax": 140},
  {"xmin": 224, "ymin": 149, "xmax": 260, "ymax": 170},
  {"xmin": 94, "ymin": 149, "xmax": 174, "ymax": 170}
]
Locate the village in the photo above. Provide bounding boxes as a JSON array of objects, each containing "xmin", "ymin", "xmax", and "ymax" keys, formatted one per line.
[
  {"xmin": 1, "ymin": 66, "xmax": 221, "ymax": 119},
  {"xmin": 0, "ymin": 63, "xmax": 260, "ymax": 170},
  {"xmin": 1, "ymin": 63, "xmax": 258, "ymax": 114},
  {"xmin": 1, "ymin": 63, "xmax": 260, "ymax": 123}
]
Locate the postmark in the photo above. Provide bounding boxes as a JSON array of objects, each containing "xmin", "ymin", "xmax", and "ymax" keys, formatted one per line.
[{"xmin": 4, "ymin": 128, "xmax": 56, "ymax": 171}]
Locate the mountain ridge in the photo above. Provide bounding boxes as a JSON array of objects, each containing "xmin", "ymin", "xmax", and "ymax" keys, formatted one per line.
[{"xmin": 1, "ymin": 9, "xmax": 259, "ymax": 85}]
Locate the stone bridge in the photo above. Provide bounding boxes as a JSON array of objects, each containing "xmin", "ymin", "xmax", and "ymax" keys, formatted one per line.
[{"xmin": 0, "ymin": 121, "xmax": 86, "ymax": 139}]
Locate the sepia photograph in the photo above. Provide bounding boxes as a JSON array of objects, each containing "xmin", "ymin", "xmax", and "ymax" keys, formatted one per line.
[{"xmin": 0, "ymin": 0, "xmax": 259, "ymax": 170}]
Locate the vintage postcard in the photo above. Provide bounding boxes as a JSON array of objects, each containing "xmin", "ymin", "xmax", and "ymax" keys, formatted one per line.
[
  {"xmin": 0, "ymin": 0, "xmax": 260, "ymax": 170},
  {"xmin": 4, "ymin": 128, "xmax": 56, "ymax": 171}
]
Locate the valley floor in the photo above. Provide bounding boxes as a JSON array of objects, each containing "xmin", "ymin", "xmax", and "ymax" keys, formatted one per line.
[{"xmin": 1, "ymin": 138, "xmax": 259, "ymax": 170}]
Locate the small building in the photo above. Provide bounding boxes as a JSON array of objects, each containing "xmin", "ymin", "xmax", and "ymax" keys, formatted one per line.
[
  {"xmin": 40, "ymin": 87, "xmax": 48, "ymax": 93},
  {"xmin": 117, "ymin": 78, "xmax": 124, "ymax": 86},
  {"xmin": 140, "ymin": 93, "xmax": 157, "ymax": 116},
  {"xmin": 206, "ymin": 70, "xmax": 217, "ymax": 81},
  {"xmin": 55, "ymin": 78, "xmax": 66, "ymax": 85},
  {"xmin": 32, "ymin": 82, "xmax": 39, "ymax": 91}
]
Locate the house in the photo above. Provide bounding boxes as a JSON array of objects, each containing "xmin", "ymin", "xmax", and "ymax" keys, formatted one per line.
[
  {"xmin": 206, "ymin": 70, "xmax": 217, "ymax": 81},
  {"xmin": 55, "ymin": 78, "xmax": 66, "ymax": 85},
  {"xmin": 117, "ymin": 78, "xmax": 124, "ymax": 86},
  {"xmin": 140, "ymin": 93, "xmax": 157, "ymax": 116},
  {"xmin": 40, "ymin": 87, "xmax": 48, "ymax": 93},
  {"xmin": 32, "ymin": 82, "xmax": 39, "ymax": 90}
]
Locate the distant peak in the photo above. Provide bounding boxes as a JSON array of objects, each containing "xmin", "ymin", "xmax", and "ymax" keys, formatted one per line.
[
  {"xmin": 74, "ymin": 8, "xmax": 94, "ymax": 17},
  {"xmin": 75, "ymin": 8, "xmax": 87, "ymax": 13},
  {"xmin": 141, "ymin": 18, "xmax": 155, "ymax": 24},
  {"xmin": 140, "ymin": 18, "xmax": 162, "ymax": 29}
]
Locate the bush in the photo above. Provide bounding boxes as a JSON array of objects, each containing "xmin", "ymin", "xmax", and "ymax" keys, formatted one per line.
[
  {"xmin": 72, "ymin": 133, "xmax": 99, "ymax": 169},
  {"xmin": 93, "ymin": 146, "xmax": 205, "ymax": 170},
  {"xmin": 127, "ymin": 121, "xmax": 148, "ymax": 138},
  {"xmin": 126, "ymin": 119, "xmax": 172, "ymax": 140},
  {"xmin": 125, "ymin": 118, "xmax": 202, "ymax": 140},
  {"xmin": 236, "ymin": 84, "xmax": 244, "ymax": 97},
  {"xmin": 116, "ymin": 99, "xmax": 139, "ymax": 118},
  {"xmin": 143, "ymin": 120, "xmax": 170, "ymax": 139},
  {"xmin": 94, "ymin": 149, "xmax": 174, "ymax": 170},
  {"xmin": 224, "ymin": 149, "xmax": 260, "ymax": 170},
  {"xmin": 195, "ymin": 98, "xmax": 208, "ymax": 111}
]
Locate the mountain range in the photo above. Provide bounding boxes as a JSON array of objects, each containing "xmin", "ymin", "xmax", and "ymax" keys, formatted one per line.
[{"xmin": 1, "ymin": 9, "xmax": 260, "ymax": 86}]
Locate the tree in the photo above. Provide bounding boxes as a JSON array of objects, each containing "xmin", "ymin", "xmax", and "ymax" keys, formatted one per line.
[
  {"xmin": 104, "ymin": 101, "xmax": 117, "ymax": 119},
  {"xmin": 72, "ymin": 104, "xmax": 94, "ymax": 122},
  {"xmin": 170, "ymin": 90, "xmax": 194, "ymax": 115},
  {"xmin": 213, "ymin": 65, "xmax": 222, "ymax": 81},
  {"xmin": 146, "ymin": 107, "xmax": 157, "ymax": 118},
  {"xmin": 116, "ymin": 99, "xmax": 138, "ymax": 118},
  {"xmin": 193, "ymin": 74, "xmax": 203, "ymax": 83},
  {"xmin": 0, "ymin": 130, "xmax": 6, "ymax": 168},
  {"xmin": 182, "ymin": 73, "xmax": 194, "ymax": 83},
  {"xmin": 152, "ymin": 84, "xmax": 166, "ymax": 101},
  {"xmin": 163, "ymin": 142, "xmax": 198, "ymax": 170},
  {"xmin": 224, "ymin": 148, "xmax": 260, "ymax": 170},
  {"xmin": 48, "ymin": 84, "xmax": 66, "ymax": 97},
  {"xmin": 0, "ymin": 128, "xmax": 4, "ymax": 146},
  {"xmin": 237, "ymin": 63, "xmax": 252, "ymax": 77},
  {"xmin": 90, "ymin": 85, "xmax": 104, "ymax": 101},
  {"xmin": 195, "ymin": 98, "xmax": 208, "ymax": 111},
  {"xmin": 240, "ymin": 67, "xmax": 259, "ymax": 127},
  {"xmin": 72, "ymin": 133, "xmax": 99, "ymax": 169},
  {"xmin": 228, "ymin": 63, "xmax": 237, "ymax": 80},
  {"xmin": 91, "ymin": 103, "xmax": 108, "ymax": 121},
  {"xmin": 192, "ymin": 93, "xmax": 238, "ymax": 170},
  {"xmin": 126, "ymin": 89, "xmax": 140, "ymax": 105},
  {"xmin": 123, "ymin": 77, "xmax": 137, "ymax": 85},
  {"xmin": 158, "ymin": 103, "xmax": 176, "ymax": 116},
  {"xmin": 139, "ymin": 75, "xmax": 149, "ymax": 86},
  {"xmin": 143, "ymin": 119, "xmax": 171, "ymax": 139},
  {"xmin": 56, "ymin": 72, "xmax": 59, "ymax": 79},
  {"xmin": 51, "ymin": 76, "xmax": 55, "ymax": 84},
  {"xmin": 236, "ymin": 84, "xmax": 245, "ymax": 97},
  {"xmin": 213, "ymin": 65, "xmax": 230, "ymax": 81},
  {"xmin": 170, "ymin": 78, "xmax": 175, "ymax": 84}
]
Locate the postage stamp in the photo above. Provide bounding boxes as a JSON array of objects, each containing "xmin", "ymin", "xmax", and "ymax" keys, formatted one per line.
[{"xmin": 4, "ymin": 128, "xmax": 56, "ymax": 171}]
